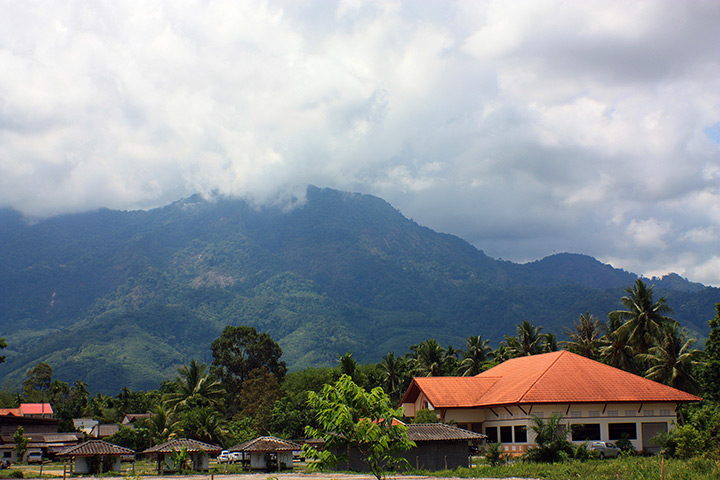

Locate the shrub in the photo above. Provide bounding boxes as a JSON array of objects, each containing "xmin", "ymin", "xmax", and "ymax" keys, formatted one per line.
[
  {"xmin": 483, "ymin": 442, "xmax": 507, "ymax": 467},
  {"xmin": 523, "ymin": 414, "xmax": 574, "ymax": 463},
  {"xmin": 675, "ymin": 425, "xmax": 705, "ymax": 459}
]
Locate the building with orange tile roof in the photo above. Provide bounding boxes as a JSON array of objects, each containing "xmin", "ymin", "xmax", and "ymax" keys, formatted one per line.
[{"xmin": 401, "ymin": 350, "xmax": 701, "ymax": 454}]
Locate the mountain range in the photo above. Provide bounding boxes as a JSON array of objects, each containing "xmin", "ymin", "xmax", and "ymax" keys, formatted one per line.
[{"xmin": 1, "ymin": 186, "xmax": 718, "ymax": 393}]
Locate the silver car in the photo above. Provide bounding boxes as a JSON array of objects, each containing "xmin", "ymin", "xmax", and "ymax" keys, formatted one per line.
[{"xmin": 588, "ymin": 441, "xmax": 620, "ymax": 459}]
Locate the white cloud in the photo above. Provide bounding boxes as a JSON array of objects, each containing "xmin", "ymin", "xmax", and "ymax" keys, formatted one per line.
[{"xmin": 0, "ymin": 0, "xmax": 719, "ymax": 285}]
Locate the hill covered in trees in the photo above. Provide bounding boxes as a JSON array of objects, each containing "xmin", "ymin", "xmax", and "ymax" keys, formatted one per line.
[{"xmin": 1, "ymin": 186, "xmax": 718, "ymax": 392}]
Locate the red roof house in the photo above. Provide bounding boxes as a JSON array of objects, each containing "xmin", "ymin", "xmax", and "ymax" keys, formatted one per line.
[
  {"xmin": 20, "ymin": 403, "xmax": 54, "ymax": 418},
  {"xmin": 401, "ymin": 350, "xmax": 700, "ymax": 454}
]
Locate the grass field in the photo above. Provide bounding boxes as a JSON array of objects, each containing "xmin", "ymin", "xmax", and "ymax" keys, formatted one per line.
[{"xmin": 422, "ymin": 456, "xmax": 720, "ymax": 480}]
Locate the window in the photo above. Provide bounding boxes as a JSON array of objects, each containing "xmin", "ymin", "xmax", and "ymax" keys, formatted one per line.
[
  {"xmin": 485, "ymin": 426, "xmax": 498, "ymax": 443},
  {"xmin": 607, "ymin": 410, "xmax": 618, "ymax": 417},
  {"xmin": 571, "ymin": 411, "xmax": 582, "ymax": 417},
  {"xmin": 500, "ymin": 426, "xmax": 513, "ymax": 443},
  {"xmin": 644, "ymin": 410, "xmax": 654, "ymax": 416},
  {"xmin": 571, "ymin": 424, "xmax": 601, "ymax": 441},
  {"xmin": 625, "ymin": 410, "xmax": 636, "ymax": 417},
  {"xmin": 660, "ymin": 410, "xmax": 671, "ymax": 416},
  {"xmin": 589, "ymin": 411, "xmax": 600, "ymax": 418},
  {"xmin": 514, "ymin": 425, "xmax": 527, "ymax": 443},
  {"xmin": 609, "ymin": 423, "xmax": 637, "ymax": 440},
  {"xmin": 3, "ymin": 452, "xmax": 10, "ymax": 458}
]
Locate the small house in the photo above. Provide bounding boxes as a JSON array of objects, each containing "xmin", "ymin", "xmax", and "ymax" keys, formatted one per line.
[
  {"xmin": 143, "ymin": 438, "xmax": 222, "ymax": 472},
  {"xmin": 57, "ymin": 439, "xmax": 135, "ymax": 474},
  {"xmin": 230, "ymin": 436, "xmax": 301, "ymax": 471}
]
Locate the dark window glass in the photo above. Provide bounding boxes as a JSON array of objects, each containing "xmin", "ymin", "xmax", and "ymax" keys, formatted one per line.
[
  {"xmin": 485, "ymin": 426, "xmax": 498, "ymax": 443},
  {"xmin": 514, "ymin": 425, "xmax": 527, "ymax": 443},
  {"xmin": 571, "ymin": 424, "xmax": 601, "ymax": 441},
  {"xmin": 500, "ymin": 426, "xmax": 513, "ymax": 443},
  {"xmin": 608, "ymin": 423, "xmax": 637, "ymax": 440}
]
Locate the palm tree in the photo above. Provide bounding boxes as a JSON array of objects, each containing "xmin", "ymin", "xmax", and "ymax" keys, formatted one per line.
[
  {"xmin": 164, "ymin": 360, "xmax": 225, "ymax": 414},
  {"xmin": 599, "ymin": 315, "xmax": 637, "ymax": 373},
  {"xmin": 638, "ymin": 323, "xmax": 704, "ymax": 393},
  {"xmin": 179, "ymin": 406, "xmax": 229, "ymax": 445},
  {"xmin": 561, "ymin": 312, "xmax": 605, "ymax": 360},
  {"xmin": 610, "ymin": 279, "xmax": 674, "ymax": 354},
  {"xmin": 148, "ymin": 405, "xmax": 177, "ymax": 445},
  {"xmin": 459, "ymin": 335, "xmax": 493, "ymax": 376},
  {"xmin": 337, "ymin": 352, "xmax": 357, "ymax": 380},
  {"xmin": 379, "ymin": 353, "xmax": 406, "ymax": 401},
  {"xmin": 411, "ymin": 339, "xmax": 452, "ymax": 376},
  {"xmin": 503, "ymin": 320, "xmax": 546, "ymax": 358}
]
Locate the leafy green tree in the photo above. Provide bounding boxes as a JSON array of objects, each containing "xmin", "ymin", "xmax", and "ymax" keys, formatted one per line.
[
  {"xmin": 13, "ymin": 426, "xmax": 28, "ymax": 461},
  {"xmin": 166, "ymin": 446, "xmax": 190, "ymax": 472},
  {"xmin": 609, "ymin": 279, "xmax": 674, "ymax": 354},
  {"xmin": 699, "ymin": 303, "xmax": 720, "ymax": 401},
  {"xmin": 304, "ymin": 375, "xmax": 415, "ymax": 480},
  {"xmin": 268, "ymin": 367, "xmax": 334, "ymax": 439},
  {"xmin": 412, "ymin": 408, "xmax": 440, "ymax": 423},
  {"xmin": 523, "ymin": 414, "xmax": 573, "ymax": 463},
  {"xmin": 106, "ymin": 424, "xmax": 151, "ymax": 451},
  {"xmin": 235, "ymin": 368, "xmax": 283, "ymax": 434},
  {"xmin": 638, "ymin": 323, "xmax": 704, "ymax": 393},
  {"xmin": 459, "ymin": 335, "xmax": 492, "ymax": 376},
  {"xmin": 164, "ymin": 360, "xmax": 225, "ymax": 414},
  {"xmin": 148, "ymin": 405, "xmax": 176, "ymax": 445},
  {"xmin": 211, "ymin": 325, "xmax": 286, "ymax": 413},
  {"xmin": 337, "ymin": 352, "xmax": 357, "ymax": 380},
  {"xmin": 22, "ymin": 362, "xmax": 53, "ymax": 399},
  {"xmin": 561, "ymin": 312, "xmax": 605, "ymax": 360},
  {"xmin": 0, "ymin": 337, "xmax": 6, "ymax": 364}
]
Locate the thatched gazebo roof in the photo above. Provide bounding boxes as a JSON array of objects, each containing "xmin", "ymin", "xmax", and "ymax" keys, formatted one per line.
[
  {"xmin": 143, "ymin": 438, "xmax": 222, "ymax": 454},
  {"xmin": 57, "ymin": 439, "xmax": 135, "ymax": 457},
  {"xmin": 230, "ymin": 436, "xmax": 302, "ymax": 453}
]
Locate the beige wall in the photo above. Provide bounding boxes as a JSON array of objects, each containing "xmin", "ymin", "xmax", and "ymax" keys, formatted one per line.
[{"xmin": 405, "ymin": 400, "xmax": 678, "ymax": 453}]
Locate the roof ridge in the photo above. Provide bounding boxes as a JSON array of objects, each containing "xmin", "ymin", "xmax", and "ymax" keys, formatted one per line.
[{"xmin": 517, "ymin": 351, "xmax": 565, "ymax": 403}]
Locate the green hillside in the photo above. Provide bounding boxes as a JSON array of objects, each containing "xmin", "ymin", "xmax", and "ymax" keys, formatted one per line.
[{"xmin": 0, "ymin": 186, "xmax": 718, "ymax": 392}]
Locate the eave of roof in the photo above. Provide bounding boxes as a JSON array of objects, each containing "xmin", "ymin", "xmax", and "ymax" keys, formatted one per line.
[
  {"xmin": 230, "ymin": 436, "xmax": 302, "ymax": 452},
  {"xmin": 57, "ymin": 440, "xmax": 134, "ymax": 457},
  {"xmin": 143, "ymin": 438, "xmax": 222, "ymax": 454},
  {"xmin": 406, "ymin": 423, "xmax": 486, "ymax": 441}
]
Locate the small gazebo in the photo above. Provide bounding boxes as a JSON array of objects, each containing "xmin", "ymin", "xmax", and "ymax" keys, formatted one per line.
[
  {"xmin": 143, "ymin": 438, "xmax": 222, "ymax": 472},
  {"xmin": 57, "ymin": 439, "xmax": 135, "ymax": 474},
  {"xmin": 230, "ymin": 436, "xmax": 301, "ymax": 471}
]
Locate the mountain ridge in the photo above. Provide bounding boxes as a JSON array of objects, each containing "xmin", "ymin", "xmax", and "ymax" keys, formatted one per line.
[{"xmin": 0, "ymin": 187, "xmax": 717, "ymax": 393}]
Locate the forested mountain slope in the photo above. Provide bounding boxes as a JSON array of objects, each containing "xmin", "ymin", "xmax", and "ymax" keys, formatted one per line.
[{"xmin": 1, "ymin": 186, "xmax": 717, "ymax": 392}]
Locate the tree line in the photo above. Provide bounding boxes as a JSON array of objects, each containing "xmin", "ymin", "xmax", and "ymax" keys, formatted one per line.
[{"xmin": 1, "ymin": 279, "xmax": 718, "ymax": 457}]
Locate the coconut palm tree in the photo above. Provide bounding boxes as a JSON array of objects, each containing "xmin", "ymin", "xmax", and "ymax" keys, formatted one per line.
[
  {"xmin": 637, "ymin": 323, "xmax": 704, "ymax": 394},
  {"xmin": 164, "ymin": 360, "xmax": 225, "ymax": 414},
  {"xmin": 148, "ymin": 405, "xmax": 177, "ymax": 445},
  {"xmin": 599, "ymin": 316, "xmax": 638, "ymax": 373},
  {"xmin": 609, "ymin": 279, "xmax": 674, "ymax": 354},
  {"xmin": 411, "ymin": 339, "xmax": 453, "ymax": 376},
  {"xmin": 459, "ymin": 335, "xmax": 493, "ymax": 376},
  {"xmin": 503, "ymin": 320, "xmax": 546, "ymax": 358},
  {"xmin": 561, "ymin": 312, "xmax": 605, "ymax": 360},
  {"xmin": 179, "ymin": 406, "xmax": 229, "ymax": 445},
  {"xmin": 379, "ymin": 352, "xmax": 407, "ymax": 401}
]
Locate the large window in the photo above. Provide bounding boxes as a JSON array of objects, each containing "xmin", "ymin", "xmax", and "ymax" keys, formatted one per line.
[
  {"xmin": 609, "ymin": 423, "xmax": 637, "ymax": 440},
  {"xmin": 571, "ymin": 424, "xmax": 601, "ymax": 441},
  {"xmin": 485, "ymin": 426, "xmax": 498, "ymax": 443},
  {"xmin": 500, "ymin": 426, "xmax": 513, "ymax": 443},
  {"xmin": 514, "ymin": 425, "xmax": 528, "ymax": 443}
]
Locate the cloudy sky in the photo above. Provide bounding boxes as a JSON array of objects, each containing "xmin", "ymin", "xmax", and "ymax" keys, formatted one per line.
[{"xmin": 1, "ymin": 0, "xmax": 719, "ymax": 286}]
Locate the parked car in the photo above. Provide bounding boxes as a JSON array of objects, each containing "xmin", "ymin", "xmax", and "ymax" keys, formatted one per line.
[
  {"xmin": 587, "ymin": 441, "xmax": 620, "ymax": 458},
  {"xmin": 217, "ymin": 451, "xmax": 242, "ymax": 464},
  {"xmin": 26, "ymin": 452, "xmax": 43, "ymax": 464}
]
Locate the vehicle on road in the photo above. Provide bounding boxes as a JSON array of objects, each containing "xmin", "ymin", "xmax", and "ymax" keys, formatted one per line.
[
  {"xmin": 217, "ymin": 451, "xmax": 242, "ymax": 464},
  {"xmin": 27, "ymin": 452, "xmax": 43, "ymax": 464},
  {"xmin": 587, "ymin": 441, "xmax": 620, "ymax": 458}
]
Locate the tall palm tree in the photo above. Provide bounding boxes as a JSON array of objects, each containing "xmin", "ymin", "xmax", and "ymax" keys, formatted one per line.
[
  {"xmin": 561, "ymin": 312, "xmax": 605, "ymax": 360},
  {"xmin": 164, "ymin": 360, "xmax": 225, "ymax": 414},
  {"xmin": 503, "ymin": 320, "xmax": 545, "ymax": 358},
  {"xmin": 459, "ymin": 335, "xmax": 493, "ymax": 376},
  {"xmin": 148, "ymin": 405, "xmax": 177, "ymax": 445},
  {"xmin": 379, "ymin": 353, "xmax": 406, "ymax": 401},
  {"xmin": 338, "ymin": 352, "xmax": 357, "ymax": 380},
  {"xmin": 179, "ymin": 406, "xmax": 230, "ymax": 445},
  {"xmin": 609, "ymin": 279, "xmax": 674, "ymax": 354},
  {"xmin": 599, "ymin": 316, "xmax": 637, "ymax": 373},
  {"xmin": 411, "ymin": 339, "xmax": 452, "ymax": 376},
  {"xmin": 638, "ymin": 323, "xmax": 704, "ymax": 394}
]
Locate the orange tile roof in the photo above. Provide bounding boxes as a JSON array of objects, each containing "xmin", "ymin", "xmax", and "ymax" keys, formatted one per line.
[
  {"xmin": 403, "ymin": 351, "xmax": 701, "ymax": 409},
  {"xmin": 20, "ymin": 403, "xmax": 53, "ymax": 415}
]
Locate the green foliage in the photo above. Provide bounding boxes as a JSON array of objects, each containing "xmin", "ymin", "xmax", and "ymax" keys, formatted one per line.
[
  {"xmin": 675, "ymin": 425, "xmax": 704, "ymax": 459},
  {"xmin": 412, "ymin": 408, "xmax": 440, "ymax": 423},
  {"xmin": 304, "ymin": 374, "xmax": 415, "ymax": 480},
  {"xmin": 165, "ymin": 446, "xmax": 190, "ymax": 472},
  {"xmin": 12, "ymin": 427, "xmax": 28, "ymax": 460},
  {"xmin": 163, "ymin": 360, "xmax": 225, "ymax": 414},
  {"xmin": 523, "ymin": 414, "xmax": 574, "ymax": 463},
  {"xmin": 700, "ymin": 304, "xmax": 720, "ymax": 401},
  {"xmin": 483, "ymin": 442, "xmax": 507, "ymax": 467},
  {"xmin": 615, "ymin": 434, "xmax": 636, "ymax": 454},
  {"xmin": 178, "ymin": 407, "xmax": 229, "ymax": 445},
  {"xmin": 106, "ymin": 425, "xmax": 151, "ymax": 452}
]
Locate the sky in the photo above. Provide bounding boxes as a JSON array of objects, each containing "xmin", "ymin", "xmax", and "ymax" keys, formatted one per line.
[{"xmin": 1, "ymin": 0, "xmax": 719, "ymax": 286}]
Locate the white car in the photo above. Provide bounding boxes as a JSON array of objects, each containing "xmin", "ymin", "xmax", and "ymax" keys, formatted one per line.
[
  {"xmin": 26, "ymin": 452, "xmax": 43, "ymax": 464},
  {"xmin": 587, "ymin": 441, "xmax": 620, "ymax": 459},
  {"xmin": 217, "ymin": 451, "xmax": 233, "ymax": 464}
]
